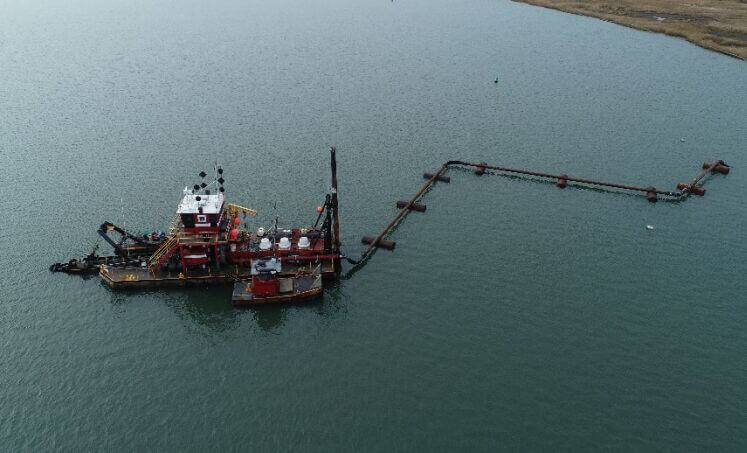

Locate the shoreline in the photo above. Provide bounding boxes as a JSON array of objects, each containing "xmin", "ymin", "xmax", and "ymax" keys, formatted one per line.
[{"xmin": 512, "ymin": 0, "xmax": 746, "ymax": 60}]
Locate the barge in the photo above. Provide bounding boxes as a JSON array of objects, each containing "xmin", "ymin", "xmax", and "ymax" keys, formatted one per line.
[
  {"xmin": 100, "ymin": 148, "xmax": 343, "ymax": 294},
  {"xmin": 51, "ymin": 148, "xmax": 344, "ymax": 306}
]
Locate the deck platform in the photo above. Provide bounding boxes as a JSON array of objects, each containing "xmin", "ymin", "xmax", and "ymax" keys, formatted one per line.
[{"xmin": 100, "ymin": 259, "xmax": 336, "ymax": 289}]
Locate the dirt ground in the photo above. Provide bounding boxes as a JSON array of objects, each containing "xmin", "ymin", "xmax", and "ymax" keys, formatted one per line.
[{"xmin": 513, "ymin": 0, "xmax": 747, "ymax": 59}]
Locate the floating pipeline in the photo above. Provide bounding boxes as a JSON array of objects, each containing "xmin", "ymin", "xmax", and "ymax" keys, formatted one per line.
[{"xmin": 352, "ymin": 159, "xmax": 731, "ymax": 266}]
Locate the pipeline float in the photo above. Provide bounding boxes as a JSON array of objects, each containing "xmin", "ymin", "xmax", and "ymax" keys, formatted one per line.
[{"xmin": 354, "ymin": 159, "xmax": 731, "ymax": 265}]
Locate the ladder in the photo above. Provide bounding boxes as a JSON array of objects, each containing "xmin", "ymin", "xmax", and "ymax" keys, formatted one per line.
[
  {"xmin": 167, "ymin": 212, "xmax": 181, "ymax": 236},
  {"xmin": 147, "ymin": 235, "xmax": 179, "ymax": 272}
]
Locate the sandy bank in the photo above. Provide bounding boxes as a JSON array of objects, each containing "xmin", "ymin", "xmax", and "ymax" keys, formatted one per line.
[{"xmin": 513, "ymin": 0, "xmax": 746, "ymax": 60}]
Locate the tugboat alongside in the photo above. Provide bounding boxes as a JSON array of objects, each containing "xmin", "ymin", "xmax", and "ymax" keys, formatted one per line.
[
  {"xmin": 54, "ymin": 148, "xmax": 345, "ymax": 305},
  {"xmin": 231, "ymin": 257, "xmax": 323, "ymax": 306}
]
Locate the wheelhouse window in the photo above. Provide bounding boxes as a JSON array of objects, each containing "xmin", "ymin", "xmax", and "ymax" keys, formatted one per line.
[{"xmin": 181, "ymin": 214, "xmax": 195, "ymax": 228}]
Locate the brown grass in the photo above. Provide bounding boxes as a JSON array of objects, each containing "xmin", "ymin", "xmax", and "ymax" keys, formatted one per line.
[{"xmin": 512, "ymin": 0, "xmax": 747, "ymax": 60}]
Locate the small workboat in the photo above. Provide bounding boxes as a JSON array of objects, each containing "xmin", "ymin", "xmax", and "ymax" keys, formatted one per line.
[{"xmin": 231, "ymin": 257, "xmax": 322, "ymax": 306}]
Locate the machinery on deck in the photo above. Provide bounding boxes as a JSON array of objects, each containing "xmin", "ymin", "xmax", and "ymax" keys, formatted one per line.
[
  {"xmin": 97, "ymin": 222, "xmax": 166, "ymax": 256},
  {"xmin": 50, "ymin": 222, "xmax": 166, "ymax": 274}
]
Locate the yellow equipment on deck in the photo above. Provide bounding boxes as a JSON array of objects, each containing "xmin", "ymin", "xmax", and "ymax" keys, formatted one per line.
[{"xmin": 225, "ymin": 203, "xmax": 257, "ymax": 218}]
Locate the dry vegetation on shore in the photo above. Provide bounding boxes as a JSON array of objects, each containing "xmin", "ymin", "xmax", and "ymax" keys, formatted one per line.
[{"xmin": 513, "ymin": 0, "xmax": 747, "ymax": 59}]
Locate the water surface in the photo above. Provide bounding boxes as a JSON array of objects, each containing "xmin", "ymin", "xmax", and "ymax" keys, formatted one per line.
[{"xmin": 1, "ymin": 0, "xmax": 745, "ymax": 450}]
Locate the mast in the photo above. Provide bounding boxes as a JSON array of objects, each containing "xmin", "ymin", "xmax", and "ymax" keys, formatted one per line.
[{"xmin": 330, "ymin": 147, "xmax": 341, "ymax": 272}]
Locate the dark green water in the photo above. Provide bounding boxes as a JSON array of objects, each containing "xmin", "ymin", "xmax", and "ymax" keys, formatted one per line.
[{"xmin": 1, "ymin": 0, "xmax": 746, "ymax": 450}]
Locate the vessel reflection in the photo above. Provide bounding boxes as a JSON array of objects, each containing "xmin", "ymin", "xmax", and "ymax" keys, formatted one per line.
[{"xmin": 104, "ymin": 284, "xmax": 347, "ymax": 333}]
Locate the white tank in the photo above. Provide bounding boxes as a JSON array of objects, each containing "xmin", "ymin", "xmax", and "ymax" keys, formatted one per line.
[
  {"xmin": 279, "ymin": 237, "xmax": 291, "ymax": 250},
  {"xmin": 298, "ymin": 236, "xmax": 311, "ymax": 249},
  {"xmin": 259, "ymin": 237, "xmax": 272, "ymax": 250},
  {"xmin": 257, "ymin": 227, "xmax": 265, "ymax": 237}
]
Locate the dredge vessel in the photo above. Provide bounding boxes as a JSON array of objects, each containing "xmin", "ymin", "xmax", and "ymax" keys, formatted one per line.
[{"xmin": 54, "ymin": 148, "xmax": 344, "ymax": 306}]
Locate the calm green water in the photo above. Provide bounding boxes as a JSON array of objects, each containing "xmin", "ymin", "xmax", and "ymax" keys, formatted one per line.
[{"xmin": 1, "ymin": 0, "xmax": 745, "ymax": 450}]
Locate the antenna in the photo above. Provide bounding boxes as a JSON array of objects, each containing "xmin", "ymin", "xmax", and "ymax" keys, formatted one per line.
[
  {"xmin": 192, "ymin": 166, "xmax": 225, "ymax": 198},
  {"xmin": 272, "ymin": 200, "xmax": 279, "ymax": 253},
  {"xmin": 273, "ymin": 201, "xmax": 278, "ymax": 236},
  {"xmin": 120, "ymin": 197, "xmax": 126, "ymax": 234}
]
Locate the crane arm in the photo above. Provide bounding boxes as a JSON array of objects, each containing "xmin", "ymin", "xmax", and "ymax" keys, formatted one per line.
[{"xmin": 225, "ymin": 203, "xmax": 257, "ymax": 217}]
